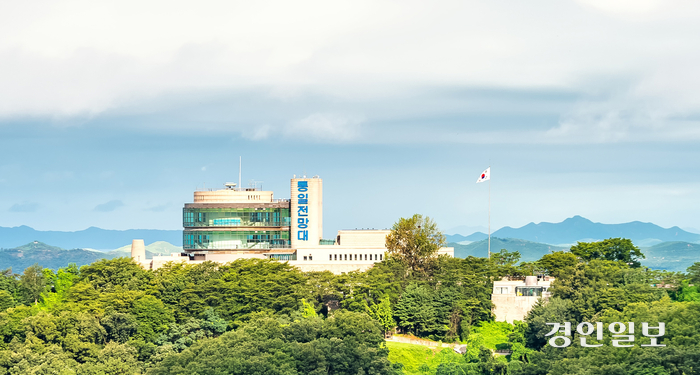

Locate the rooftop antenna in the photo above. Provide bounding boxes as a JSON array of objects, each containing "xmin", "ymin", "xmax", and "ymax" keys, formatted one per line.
[{"xmin": 238, "ymin": 156, "xmax": 242, "ymax": 192}]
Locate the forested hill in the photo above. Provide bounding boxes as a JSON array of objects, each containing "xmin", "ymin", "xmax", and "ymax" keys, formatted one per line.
[
  {"xmin": 0, "ymin": 241, "xmax": 111, "ymax": 272},
  {"xmin": 641, "ymin": 241, "xmax": 700, "ymax": 272},
  {"xmin": 2, "ymin": 237, "xmax": 700, "ymax": 374},
  {"xmin": 0, "ymin": 241, "xmax": 183, "ymax": 272},
  {"xmin": 0, "ymin": 225, "xmax": 182, "ymax": 250}
]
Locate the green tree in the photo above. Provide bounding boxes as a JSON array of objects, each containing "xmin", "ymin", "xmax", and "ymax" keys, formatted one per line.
[
  {"xmin": 367, "ymin": 296, "xmax": 394, "ymax": 336},
  {"xmin": 41, "ymin": 264, "xmax": 80, "ymax": 312},
  {"xmin": 0, "ymin": 268, "xmax": 22, "ymax": 309},
  {"xmin": 386, "ymin": 214, "xmax": 445, "ymax": 276},
  {"xmin": 569, "ymin": 238, "xmax": 645, "ymax": 266},
  {"xmin": 132, "ymin": 295, "xmax": 175, "ymax": 342},
  {"xmin": 492, "ymin": 249, "xmax": 521, "ymax": 266},
  {"xmin": 79, "ymin": 257, "xmax": 151, "ymax": 292},
  {"xmin": 536, "ymin": 251, "xmax": 578, "ymax": 278},
  {"xmin": 102, "ymin": 312, "xmax": 139, "ymax": 343},
  {"xmin": 300, "ymin": 299, "xmax": 318, "ymax": 319},
  {"xmin": 80, "ymin": 342, "xmax": 144, "ymax": 374},
  {"xmin": 550, "ymin": 260, "xmax": 665, "ymax": 321},
  {"xmin": 686, "ymin": 262, "xmax": 700, "ymax": 285},
  {"xmin": 393, "ymin": 283, "xmax": 438, "ymax": 336},
  {"xmin": 0, "ymin": 290, "xmax": 16, "ymax": 311},
  {"xmin": 523, "ymin": 297, "xmax": 576, "ymax": 350},
  {"xmin": 20, "ymin": 263, "xmax": 46, "ymax": 305},
  {"xmin": 149, "ymin": 311, "xmax": 397, "ymax": 375}
]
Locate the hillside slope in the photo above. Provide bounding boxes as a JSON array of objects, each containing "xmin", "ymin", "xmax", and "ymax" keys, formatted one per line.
[
  {"xmin": 450, "ymin": 238, "xmax": 567, "ymax": 262},
  {"xmin": 0, "ymin": 241, "xmax": 117, "ymax": 272},
  {"xmin": 0, "ymin": 226, "xmax": 182, "ymax": 250},
  {"xmin": 640, "ymin": 241, "xmax": 700, "ymax": 272}
]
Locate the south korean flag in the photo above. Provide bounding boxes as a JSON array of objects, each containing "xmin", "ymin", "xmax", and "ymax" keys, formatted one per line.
[{"xmin": 476, "ymin": 167, "xmax": 490, "ymax": 183}]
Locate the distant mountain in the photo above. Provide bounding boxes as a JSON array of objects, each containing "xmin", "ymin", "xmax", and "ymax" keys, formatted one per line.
[
  {"xmin": 0, "ymin": 226, "xmax": 182, "ymax": 250},
  {"xmin": 445, "ymin": 225, "xmax": 488, "ymax": 236},
  {"xmin": 0, "ymin": 241, "xmax": 118, "ymax": 272},
  {"xmin": 0, "ymin": 240, "xmax": 183, "ymax": 272},
  {"xmin": 448, "ymin": 237, "xmax": 700, "ymax": 272},
  {"xmin": 492, "ymin": 216, "xmax": 700, "ymax": 245},
  {"xmin": 445, "ymin": 232, "xmax": 489, "ymax": 244},
  {"xmin": 640, "ymin": 241, "xmax": 700, "ymax": 272},
  {"xmin": 449, "ymin": 238, "xmax": 567, "ymax": 263}
]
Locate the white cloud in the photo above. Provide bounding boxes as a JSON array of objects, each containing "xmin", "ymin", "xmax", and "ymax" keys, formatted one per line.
[
  {"xmin": 242, "ymin": 124, "xmax": 273, "ymax": 141},
  {"xmin": 574, "ymin": 0, "xmax": 663, "ymax": 16},
  {"xmin": 2, "ymin": 0, "xmax": 700, "ymax": 147},
  {"xmin": 286, "ymin": 113, "xmax": 363, "ymax": 142}
]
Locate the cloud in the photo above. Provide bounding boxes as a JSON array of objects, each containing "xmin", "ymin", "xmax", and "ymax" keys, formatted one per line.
[
  {"xmin": 93, "ymin": 200, "xmax": 124, "ymax": 212},
  {"xmin": 286, "ymin": 113, "xmax": 363, "ymax": 143},
  {"xmin": 574, "ymin": 0, "xmax": 664, "ymax": 15},
  {"xmin": 2, "ymin": 1, "xmax": 700, "ymax": 149},
  {"xmin": 241, "ymin": 124, "xmax": 272, "ymax": 141},
  {"xmin": 9, "ymin": 202, "xmax": 39, "ymax": 212},
  {"xmin": 543, "ymin": 65, "xmax": 700, "ymax": 144},
  {"xmin": 2, "ymin": 0, "xmax": 700, "ymax": 123}
]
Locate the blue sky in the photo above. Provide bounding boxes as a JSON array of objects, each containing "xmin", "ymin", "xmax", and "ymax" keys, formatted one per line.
[{"xmin": 2, "ymin": 1, "xmax": 700, "ymax": 236}]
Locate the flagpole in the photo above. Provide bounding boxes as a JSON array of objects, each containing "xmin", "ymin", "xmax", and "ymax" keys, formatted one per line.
[{"xmin": 488, "ymin": 166, "xmax": 491, "ymax": 259}]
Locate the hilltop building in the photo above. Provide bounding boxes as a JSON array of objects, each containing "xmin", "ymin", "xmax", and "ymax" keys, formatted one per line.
[
  {"xmin": 134, "ymin": 176, "xmax": 453, "ymax": 273},
  {"xmin": 491, "ymin": 276, "xmax": 553, "ymax": 323}
]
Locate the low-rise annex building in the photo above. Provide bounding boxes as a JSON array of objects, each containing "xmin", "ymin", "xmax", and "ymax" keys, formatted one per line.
[
  {"xmin": 133, "ymin": 175, "xmax": 454, "ymax": 273},
  {"xmin": 491, "ymin": 276, "xmax": 554, "ymax": 323}
]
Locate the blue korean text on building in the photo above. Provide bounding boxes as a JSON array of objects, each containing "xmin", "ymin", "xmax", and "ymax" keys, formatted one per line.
[{"xmin": 297, "ymin": 180, "xmax": 309, "ymax": 241}]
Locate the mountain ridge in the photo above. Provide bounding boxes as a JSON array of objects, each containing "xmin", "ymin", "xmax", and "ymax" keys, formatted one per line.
[
  {"xmin": 0, "ymin": 226, "xmax": 182, "ymax": 250},
  {"xmin": 449, "ymin": 216, "xmax": 700, "ymax": 245}
]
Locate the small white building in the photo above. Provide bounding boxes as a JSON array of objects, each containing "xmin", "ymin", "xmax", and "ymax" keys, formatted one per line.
[{"xmin": 491, "ymin": 276, "xmax": 553, "ymax": 323}]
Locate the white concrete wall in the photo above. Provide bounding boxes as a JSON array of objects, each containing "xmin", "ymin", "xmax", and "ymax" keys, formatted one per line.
[
  {"xmin": 292, "ymin": 246, "xmax": 386, "ymax": 264},
  {"xmin": 130, "ymin": 239, "xmax": 146, "ymax": 263},
  {"xmin": 491, "ymin": 278, "xmax": 554, "ymax": 323},
  {"xmin": 337, "ymin": 230, "xmax": 390, "ymax": 247},
  {"xmin": 437, "ymin": 247, "xmax": 454, "ymax": 257},
  {"xmin": 492, "ymin": 295, "xmax": 546, "ymax": 324}
]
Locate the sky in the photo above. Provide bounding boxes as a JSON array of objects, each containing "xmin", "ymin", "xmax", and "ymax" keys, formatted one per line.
[{"xmin": 2, "ymin": 0, "xmax": 700, "ymax": 236}]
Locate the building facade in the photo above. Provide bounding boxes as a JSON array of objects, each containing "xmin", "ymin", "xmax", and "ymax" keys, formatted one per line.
[
  {"xmin": 137, "ymin": 176, "xmax": 454, "ymax": 273},
  {"xmin": 491, "ymin": 276, "xmax": 553, "ymax": 323}
]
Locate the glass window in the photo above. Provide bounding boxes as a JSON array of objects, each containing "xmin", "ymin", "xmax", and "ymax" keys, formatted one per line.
[{"xmin": 515, "ymin": 287, "xmax": 544, "ymax": 297}]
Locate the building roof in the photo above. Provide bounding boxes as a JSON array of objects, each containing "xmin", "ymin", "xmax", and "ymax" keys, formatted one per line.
[{"xmin": 184, "ymin": 202, "xmax": 290, "ymax": 209}]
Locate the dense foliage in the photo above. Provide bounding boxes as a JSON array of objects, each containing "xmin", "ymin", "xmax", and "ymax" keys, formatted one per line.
[{"xmin": 0, "ymin": 218, "xmax": 698, "ymax": 374}]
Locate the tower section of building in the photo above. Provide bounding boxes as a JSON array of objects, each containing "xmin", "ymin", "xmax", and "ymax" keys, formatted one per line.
[
  {"xmin": 182, "ymin": 185, "xmax": 291, "ymax": 253},
  {"xmin": 291, "ymin": 177, "xmax": 323, "ymax": 247}
]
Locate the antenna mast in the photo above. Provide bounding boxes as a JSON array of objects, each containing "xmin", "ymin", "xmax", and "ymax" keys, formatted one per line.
[{"xmin": 238, "ymin": 156, "xmax": 242, "ymax": 192}]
